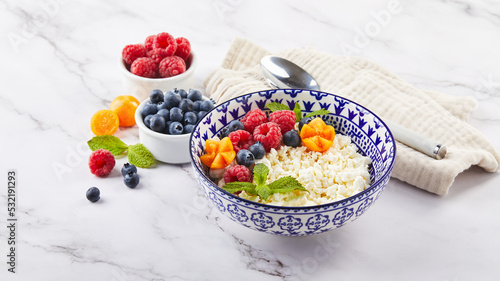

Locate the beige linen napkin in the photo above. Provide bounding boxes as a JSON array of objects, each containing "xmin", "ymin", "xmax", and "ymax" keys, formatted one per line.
[{"xmin": 204, "ymin": 37, "xmax": 499, "ymax": 195}]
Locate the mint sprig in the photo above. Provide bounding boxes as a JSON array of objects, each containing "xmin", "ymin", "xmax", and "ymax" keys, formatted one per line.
[
  {"xmin": 266, "ymin": 102, "xmax": 290, "ymax": 112},
  {"xmin": 222, "ymin": 163, "xmax": 307, "ymax": 200},
  {"xmin": 266, "ymin": 102, "xmax": 330, "ymax": 122},
  {"xmin": 87, "ymin": 135, "xmax": 155, "ymax": 168},
  {"xmin": 293, "ymin": 102, "xmax": 302, "ymax": 122},
  {"xmin": 304, "ymin": 109, "xmax": 330, "ymax": 118},
  {"xmin": 127, "ymin": 143, "xmax": 155, "ymax": 168},
  {"xmin": 87, "ymin": 135, "xmax": 128, "ymax": 156}
]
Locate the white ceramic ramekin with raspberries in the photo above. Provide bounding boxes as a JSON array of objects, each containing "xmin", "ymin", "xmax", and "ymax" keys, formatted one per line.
[{"xmin": 119, "ymin": 32, "xmax": 197, "ymax": 101}]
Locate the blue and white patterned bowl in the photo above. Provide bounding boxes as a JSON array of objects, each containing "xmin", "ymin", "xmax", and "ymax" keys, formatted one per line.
[{"xmin": 189, "ymin": 89, "xmax": 396, "ymax": 236}]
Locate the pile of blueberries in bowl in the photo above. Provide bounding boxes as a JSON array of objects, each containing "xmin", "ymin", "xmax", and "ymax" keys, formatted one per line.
[{"xmin": 140, "ymin": 88, "xmax": 214, "ymax": 135}]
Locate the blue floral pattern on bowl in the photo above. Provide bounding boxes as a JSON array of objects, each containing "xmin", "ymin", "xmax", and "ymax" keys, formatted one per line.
[{"xmin": 189, "ymin": 89, "xmax": 396, "ymax": 236}]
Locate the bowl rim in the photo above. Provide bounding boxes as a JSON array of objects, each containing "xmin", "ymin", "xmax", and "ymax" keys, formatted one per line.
[
  {"xmin": 119, "ymin": 51, "xmax": 197, "ymax": 82},
  {"xmin": 135, "ymin": 94, "xmax": 211, "ymax": 139},
  {"xmin": 189, "ymin": 89, "xmax": 396, "ymax": 210}
]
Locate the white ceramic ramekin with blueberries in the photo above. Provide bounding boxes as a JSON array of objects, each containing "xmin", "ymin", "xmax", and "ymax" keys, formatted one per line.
[{"xmin": 135, "ymin": 88, "xmax": 214, "ymax": 164}]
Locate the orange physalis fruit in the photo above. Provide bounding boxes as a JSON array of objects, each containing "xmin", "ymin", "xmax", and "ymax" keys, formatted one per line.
[
  {"xmin": 300, "ymin": 117, "xmax": 335, "ymax": 152},
  {"xmin": 90, "ymin": 109, "xmax": 120, "ymax": 136},
  {"xmin": 200, "ymin": 137, "xmax": 236, "ymax": 169},
  {"xmin": 109, "ymin": 95, "xmax": 140, "ymax": 127}
]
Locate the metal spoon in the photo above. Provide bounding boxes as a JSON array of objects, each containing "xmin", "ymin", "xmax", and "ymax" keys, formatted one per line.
[{"xmin": 260, "ymin": 55, "xmax": 447, "ymax": 159}]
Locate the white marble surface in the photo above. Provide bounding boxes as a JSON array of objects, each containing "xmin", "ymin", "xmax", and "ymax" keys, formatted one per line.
[{"xmin": 1, "ymin": 0, "xmax": 500, "ymax": 280}]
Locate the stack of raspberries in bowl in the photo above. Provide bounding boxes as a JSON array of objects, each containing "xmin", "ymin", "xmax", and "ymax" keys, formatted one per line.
[{"xmin": 122, "ymin": 32, "xmax": 191, "ymax": 78}]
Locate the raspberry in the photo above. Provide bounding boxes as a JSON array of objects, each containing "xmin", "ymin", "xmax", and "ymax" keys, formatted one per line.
[
  {"xmin": 224, "ymin": 165, "xmax": 252, "ymax": 183},
  {"xmin": 253, "ymin": 122, "xmax": 282, "ymax": 152},
  {"xmin": 269, "ymin": 110, "xmax": 296, "ymax": 134},
  {"xmin": 153, "ymin": 32, "xmax": 177, "ymax": 56},
  {"xmin": 174, "ymin": 37, "xmax": 191, "ymax": 61},
  {"xmin": 228, "ymin": 130, "xmax": 255, "ymax": 153},
  {"xmin": 159, "ymin": 56, "xmax": 186, "ymax": 78},
  {"xmin": 147, "ymin": 48, "xmax": 168, "ymax": 64},
  {"xmin": 241, "ymin": 108, "xmax": 268, "ymax": 133},
  {"xmin": 89, "ymin": 149, "xmax": 115, "ymax": 177},
  {"xmin": 144, "ymin": 35, "xmax": 156, "ymax": 51},
  {"xmin": 130, "ymin": 57, "xmax": 157, "ymax": 78},
  {"xmin": 122, "ymin": 44, "xmax": 146, "ymax": 65}
]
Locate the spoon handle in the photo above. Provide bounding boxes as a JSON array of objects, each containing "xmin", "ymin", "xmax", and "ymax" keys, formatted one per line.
[{"xmin": 385, "ymin": 120, "xmax": 447, "ymax": 159}]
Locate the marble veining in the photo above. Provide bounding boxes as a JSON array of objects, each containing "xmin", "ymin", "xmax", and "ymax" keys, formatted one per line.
[{"xmin": 1, "ymin": 0, "xmax": 499, "ymax": 280}]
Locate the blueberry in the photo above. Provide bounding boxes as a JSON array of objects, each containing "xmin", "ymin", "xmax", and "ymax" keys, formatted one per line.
[
  {"xmin": 196, "ymin": 111, "xmax": 207, "ymax": 121},
  {"xmin": 124, "ymin": 171, "xmax": 139, "ymax": 188},
  {"xmin": 183, "ymin": 111, "xmax": 197, "ymax": 125},
  {"xmin": 164, "ymin": 92, "xmax": 181, "ymax": 109},
  {"xmin": 193, "ymin": 100, "xmax": 202, "ymax": 111},
  {"xmin": 157, "ymin": 109, "xmax": 170, "ymax": 121},
  {"xmin": 179, "ymin": 98, "xmax": 194, "ymax": 112},
  {"xmin": 187, "ymin": 89, "xmax": 203, "ymax": 101},
  {"xmin": 200, "ymin": 100, "xmax": 214, "ymax": 112},
  {"xmin": 149, "ymin": 114, "xmax": 166, "ymax": 132},
  {"xmin": 169, "ymin": 121, "xmax": 184, "ymax": 135},
  {"xmin": 236, "ymin": 149, "xmax": 255, "ymax": 167},
  {"xmin": 141, "ymin": 103, "xmax": 158, "ymax": 117},
  {"xmin": 170, "ymin": 107, "xmax": 183, "ymax": 122},
  {"xmin": 86, "ymin": 187, "xmax": 100, "ymax": 202},
  {"xmin": 298, "ymin": 117, "xmax": 314, "ymax": 132},
  {"xmin": 228, "ymin": 120, "xmax": 244, "ymax": 133},
  {"xmin": 149, "ymin": 89, "xmax": 164, "ymax": 104},
  {"xmin": 248, "ymin": 142, "xmax": 265, "ymax": 159},
  {"xmin": 184, "ymin": 124, "xmax": 195, "ymax": 134},
  {"xmin": 283, "ymin": 130, "xmax": 301, "ymax": 147},
  {"xmin": 174, "ymin": 88, "xmax": 188, "ymax": 99},
  {"xmin": 144, "ymin": 114, "xmax": 154, "ymax": 128},
  {"xmin": 121, "ymin": 163, "xmax": 137, "ymax": 176},
  {"xmin": 157, "ymin": 101, "xmax": 168, "ymax": 111}
]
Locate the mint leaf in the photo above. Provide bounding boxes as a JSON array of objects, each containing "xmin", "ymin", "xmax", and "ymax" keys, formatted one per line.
[
  {"xmin": 266, "ymin": 102, "xmax": 289, "ymax": 112},
  {"xmin": 304, "ymin": 109, "xmax": 330, "ymax": 118},
  {"xmin": 128, "ymin": 143, "xmax": 155, "ymax": 168},
  {"xmin": 253, "ymin": 163, "xmax": 269, "ymax": 186},
  {"xmin": 87, "ymin": 135, "xmax": 128, "ymax": 156},
  {"xmin": 293, "ymin": 102, "xmax": 302, "ymax": 122},
  {"xmin": 256, "ymin": 185, "xmax": 272, "ymax": 200},
  {"xmin": 223, "ymin": 182, "xmax": 257, "ymax": 195},
  {"xmin": 268, "ymin": 176, "xmax": 308, "ymax": 194}
]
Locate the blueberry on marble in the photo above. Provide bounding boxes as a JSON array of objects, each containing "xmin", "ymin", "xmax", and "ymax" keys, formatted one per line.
[
  {"xmin": 149, "ymin": 89, "xmax": 164, "ymax": 104},
  {"xmin": 187, "ymin": 89, "xmax": 202, "ymax": 101},
  {"xmin": 141, "ymin": 103, "xmax": 158, "ymax": 117},
  {"xmin": 170, "ymin": 107, "xmax": 183, "ymax": 122},
  {"xmin": 248, "ymin": 142, "xmax": 265, "ymax": 159},
  {"xmin": 283, "ymin": 130, "xmax": 301, "ymax": 147},
  {"xmin": 86, "ymin": 187, "xmax": 100, "ymax": 202},
  {"xmin": 124, "ymin": 171, "xmax": 139, "ymax": 188},
  {"xmin": 183, "ymin": 111, "xmax": 197, "ymax": 125},
  {"xmin": 149, "ymin": 114, "xmax": 166, "ymax": 132},
  {"xmin": 169, "ymin": 121, "xmax": 184, "ymax": 135},
  {"xmin": 236, "ymin": 149, "xmax": 255, "ymax": 167},
  {"xmin": 121, "ymin": 163, "xmax": 137, "ymax": 176}
]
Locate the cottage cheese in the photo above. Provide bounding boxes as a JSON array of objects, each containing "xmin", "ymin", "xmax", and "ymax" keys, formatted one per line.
[{"xmin": 239, "ymin": 134, "xmax": 372, "ymax": 207}]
